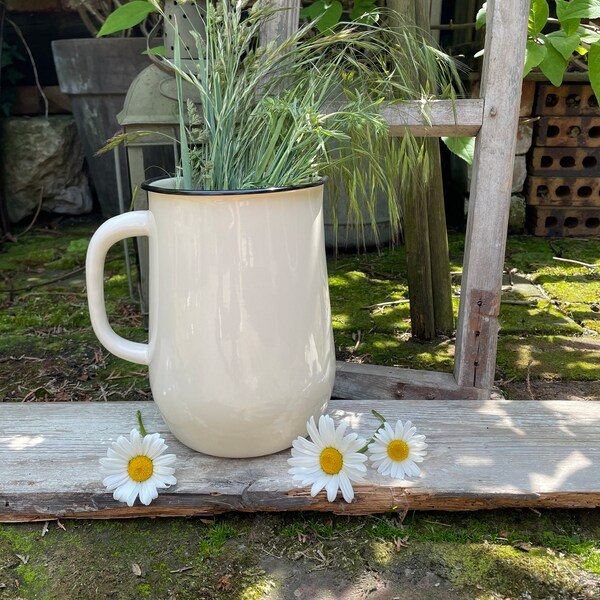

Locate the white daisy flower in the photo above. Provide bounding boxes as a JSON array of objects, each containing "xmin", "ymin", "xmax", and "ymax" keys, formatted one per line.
[
  {"xmin": 287, "ymin": 414, "xmax": 368, "ymax": 503},
  {"xmin": 100, "ymin": 429, "xmax": 177, "ymax": 506},
  {"xmin": 367, "ymin": 420, "xmax": 427, "ymax": 480}
]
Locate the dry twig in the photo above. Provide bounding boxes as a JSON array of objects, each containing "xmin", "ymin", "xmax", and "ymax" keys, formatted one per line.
[{"xmin": 553, "ymin": 256, "xmax": 598, "ymax": 270}]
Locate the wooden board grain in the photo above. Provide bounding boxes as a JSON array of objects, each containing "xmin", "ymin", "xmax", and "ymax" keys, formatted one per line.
[
  {"xmin": 382, "ymin": 99, "xmax": 483, "ymax": 137},
  {"xmin": 333, "ymin": 362, "xmax": 487, "ymax": 400},
  {"xmin": 1, "ymin": 400, "xmax": 599, "ymax": 522}
]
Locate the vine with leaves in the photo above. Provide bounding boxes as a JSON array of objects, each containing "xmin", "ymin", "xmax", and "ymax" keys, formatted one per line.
[{"xmin": 478, "ymin": 0, "xmax": 600, "ymax": 99}]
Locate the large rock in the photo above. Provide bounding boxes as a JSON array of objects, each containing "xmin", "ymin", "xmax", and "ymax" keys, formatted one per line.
[
  {"xmin": 463, "ymin": 193, "xmax": 526, "ymax": 234},
  {"xmin": 508, "ymin": 193, "xmax": 526, "ymax": 234},
  {"xmin": 1, "ymin": 116, "xmax": 92, "ymax": 223}
]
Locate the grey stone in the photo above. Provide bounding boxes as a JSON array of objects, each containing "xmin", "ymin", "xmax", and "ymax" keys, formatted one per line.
[
  {"xmin": 463, "ymin": 193, "xmax": 526, "ymax": 234},
  {"xmin": 468, "ymin": 154, "xmax": 527, "ymax": 194},
  {"xmin": 512, "ymin": 155, "xmax": 527, "ymax": 193},
  {"xmin": 508, "ymin": 193, "xmax": 526, "ymax": 234},
  {"xmin": 515, "ymin": 119, "xmax": 533, "ymax": 155},
  {"xmin": 1, "ymin": 116, "xmax": 92, "ymax": 223}
]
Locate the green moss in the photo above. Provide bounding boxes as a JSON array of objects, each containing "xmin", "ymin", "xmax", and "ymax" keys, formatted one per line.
[
  {"xmin": 535, "ymin": 271, "xmax": 600, "ymax": 304},
  {"xmin": 432, "ymin": 542, "xmax": 588, "ymax": 598},
  {"xmin": 497, "ymin": 335, "xmax": 600, "ymax": 381},
  {"xmin": 198, "ymin": 521, "xmax": 240, "ymax": 558},
  {"xmin": 238, "ymin": 568, "xmax": 276, "ymax": 599},
  {"xmin": 499, "ymin": 300, "xmax": 582, "ymax": 335},
  {"xmin": 505, "ymin": 237, "xmax": 600, "ymax": 273},
  {"xmin": 1, "ymin": 512, "xmax": 599, "ymax": 598}
]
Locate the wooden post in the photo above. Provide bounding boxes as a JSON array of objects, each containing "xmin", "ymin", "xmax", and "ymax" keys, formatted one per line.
[
  {"xmin": 454, "ymin": 0, "xmax": 529, "ymax": 391},
  {"xmin": 388, "ymin": 0, "xmax": 435, "ymax": 340},
  {"xmin": 389, "ymin": 0, "xmax": 453, "ymax": 339},
  {"xmin": 259, "ymin": 0, "xmax": 299, "ymax": 46},
  {"xmin": 416, "ymin": 2, "xmax": 454, "ymax": 337},
  {"xmin": 403, "ymin": 178, "xmax": 436, "ymax": 339},
  {"xmin": 425, "ymin": 138, "xmax": 454, "ymax": 335}
]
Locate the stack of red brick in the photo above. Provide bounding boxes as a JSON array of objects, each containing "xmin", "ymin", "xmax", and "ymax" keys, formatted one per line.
[{"xmin": 526, "ymin": 83, "xmax": 600, "ymax": 237}]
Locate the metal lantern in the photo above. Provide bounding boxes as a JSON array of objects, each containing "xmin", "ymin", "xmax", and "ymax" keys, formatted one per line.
[{"xmin": 115, "ymin": 0, "xmax": 204, "ymax": 312}]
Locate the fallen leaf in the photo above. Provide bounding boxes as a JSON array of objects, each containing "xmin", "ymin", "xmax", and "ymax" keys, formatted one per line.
[
  {"xmin": 56, "ymin": 520, "xmax": 66, "ymax": 531},
  {"xmin": 132, "ymin": 563, "xmax": 142, "ymax": 577},
  {"xmin": 14, "ymin": 579, "xmax": 20, "ymax": 589},
  {"xmin": 16, "ymin": 554, "xmax": 29, "ymax": 565},
  {"xmin": 217, "ymin": 575, "xmax": 232, "ymax": 591},
  {"xmin": 41, "ymin": 522, "xmax": 49, "ymax": 537},
  {"xmin": 393, "ymin": 536, "xmax": 410, "ymax": 552},
  {"xmin": 297, "ymin": 532, "xmax": 308, "ymax": 544},
  {"xmin": 0, "ymin": 583, "xmax": 6, "ymax": 589},
  {"xmin": 513, "ymin": 541, "xmax": 533, "ymax": 552},
  {"xmin": 199, "ymin": 518, "xmax": 213, "ymax": 525}
]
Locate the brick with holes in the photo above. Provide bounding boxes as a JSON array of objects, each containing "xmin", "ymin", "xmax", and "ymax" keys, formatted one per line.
[
  {"xmin": 536, "ymin": 117, "xmax": 600, "ymax": 147},
  {"xmin": 526, "ymin": 176, "xmax": 600, "ymax": 207},
  {"xmin": 529, "ymin": 147, "xmax": 600, "ymax": 176},
  {"xmin": 536, "ymin": 84, "xmax": 599, "ymax": 117},
  {"xmin": 526, "ymin": 206, "xmax": 600, "ymax": 237}
]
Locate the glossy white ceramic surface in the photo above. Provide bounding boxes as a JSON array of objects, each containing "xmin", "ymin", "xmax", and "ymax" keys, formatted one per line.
[{"xmin": 86, "ymin": 179, "xmax": 336, "ymax": 457}]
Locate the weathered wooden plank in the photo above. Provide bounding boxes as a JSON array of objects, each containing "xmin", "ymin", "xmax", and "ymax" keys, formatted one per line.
[
  {"xmin": 1, "ymin": 399, "xmax": 599, "ymax": 521},
  {"xmin": 333, "ymin": 362, "xmax": 486, "ymax": 400},
  {"xmin": 382, "ymin": 99, "xmax": 483, "ymax": 137},
  {"xmin": 454, "ymin": 0, "xmax": 529, "ymax": 391},
  {"xmin": 301, "ymin": 99, "xmax": 484, "ymax": 138},
  {"xmin": 259, "ymin": 0, "xmax": 299, "ymax": 47}
]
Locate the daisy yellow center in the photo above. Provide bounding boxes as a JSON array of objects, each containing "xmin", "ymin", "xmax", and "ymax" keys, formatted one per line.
[
  {"xmin": 387, "ymin": 440, "xmax": 409, "ymax": 462},
  {"xmin": 320, "ymin": 447, "xmax": 343, "ymax": 475},
  {"xmin": 128, "ymin": 456, "xmax": 153, "ymax": 482}
]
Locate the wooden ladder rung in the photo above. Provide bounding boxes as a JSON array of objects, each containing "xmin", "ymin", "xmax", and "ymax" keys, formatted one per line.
[
  {"xmin": 1, "ymin": 400, "xmax": 599, "ymax": 521},
  {"xmin": 382, "ymin": 99, "xmax": 484, "ymax": 137}
]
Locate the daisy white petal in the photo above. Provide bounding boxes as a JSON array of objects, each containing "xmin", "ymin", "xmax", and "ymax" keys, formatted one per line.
[
  {"xmin": 99, "ymin": 457, "xmax": 126, "ymax": 469},
  {"xmin": 368, "ymin": 419, "xmax": 427, "ymax": 481},
  {"xmin": 338, "ymin": 432, "xmax": 360, "ymax": 454},
  {"xmin": 99, "ymin": 429, "xmax": 177, "ymax": 506},
  {"xmin": 142, "ymin": 432, "xmax": 160, "ymax": 457},
  {"xmin": 106, "ymin": 445, "xmax": 131, "ymax": 461},
  {"xmin": 325, "ymin": 475, "xmax": 339, "ymax": 502},
  {"xmin": 292, "ymin": 436, "xmax": 321, "ymax": 455},
  {"xmin": 334, "ymin": 421, "xmax": 348, "ymax": 445},
  {"xmin": 306, "ymin": 417, "xmax": 322, "ymax": 448},
  {"xmin": 310, "ymin": 478, "xmax": 327, "ymax": 498},
  {"xmin": 288, "ymin": 456, "xmax": 321, "ymax": 468},
  {"xmin": 113, "ymin": 479, "xmax": 136, "ymax": 504},
  {"xmin": 159, "ymin": 474, "xmax": 177, "ymax": 487},
  {"xmin": 102, "ymin": 472, "xmax": 130, "ymax": 489},
  {"xmin": 338, "ymin": 472, "xmax": 355, "ymax": 503},
  {"xmin": 139, "ymin": 480, "xmax": 157, "ymax": 505},
  {"xmin": 153, "ymin": 453, "xmax": 177, "ymax": 467},
  {"xmin": 405, "ymin": 461, "xmax": 421, "ymax": 477},
  {"xmin": 125, "ymin": 483, "xmax": 140, "ymax": 507},
  {"xmin": 287, "ymin": 414, "xmax": 367, "ymax": 504},
  {"xmin": 153, "ymin": 465, "xmax": 176, "ymax": 476}
]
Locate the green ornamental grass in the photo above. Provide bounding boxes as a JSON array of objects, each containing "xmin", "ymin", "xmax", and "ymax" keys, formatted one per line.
[{"xmin": 103, "ymin": 0, "xmax": 463, "ymax": 242}]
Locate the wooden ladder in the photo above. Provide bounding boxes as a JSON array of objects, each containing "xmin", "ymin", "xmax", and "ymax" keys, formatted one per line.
[{"xmin": 264, "ymin": 0, "xmax": 530, "ymax": 400}]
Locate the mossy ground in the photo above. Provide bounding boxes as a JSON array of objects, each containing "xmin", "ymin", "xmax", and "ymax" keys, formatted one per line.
[
  {"xmin": 1, "ymin": 220, "xmax": 599, "ymax": 399},
  {"xmin": 1, "ymin": 217, "xmax": 600, "ymax": 598},
  {"xmin": 0, "ymin": 510, "xmax": 599, "ymax": 599}
]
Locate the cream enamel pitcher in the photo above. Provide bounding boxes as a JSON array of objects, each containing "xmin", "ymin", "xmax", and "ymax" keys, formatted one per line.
[{"xmin": 86, "ymin": 178, "xmax": 336, "ymax": 458}]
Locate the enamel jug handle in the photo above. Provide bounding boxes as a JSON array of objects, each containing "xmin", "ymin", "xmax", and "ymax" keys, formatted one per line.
[{"xmin": 86, "ymin": 211, "xmax": 154, "ymax": 365}]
